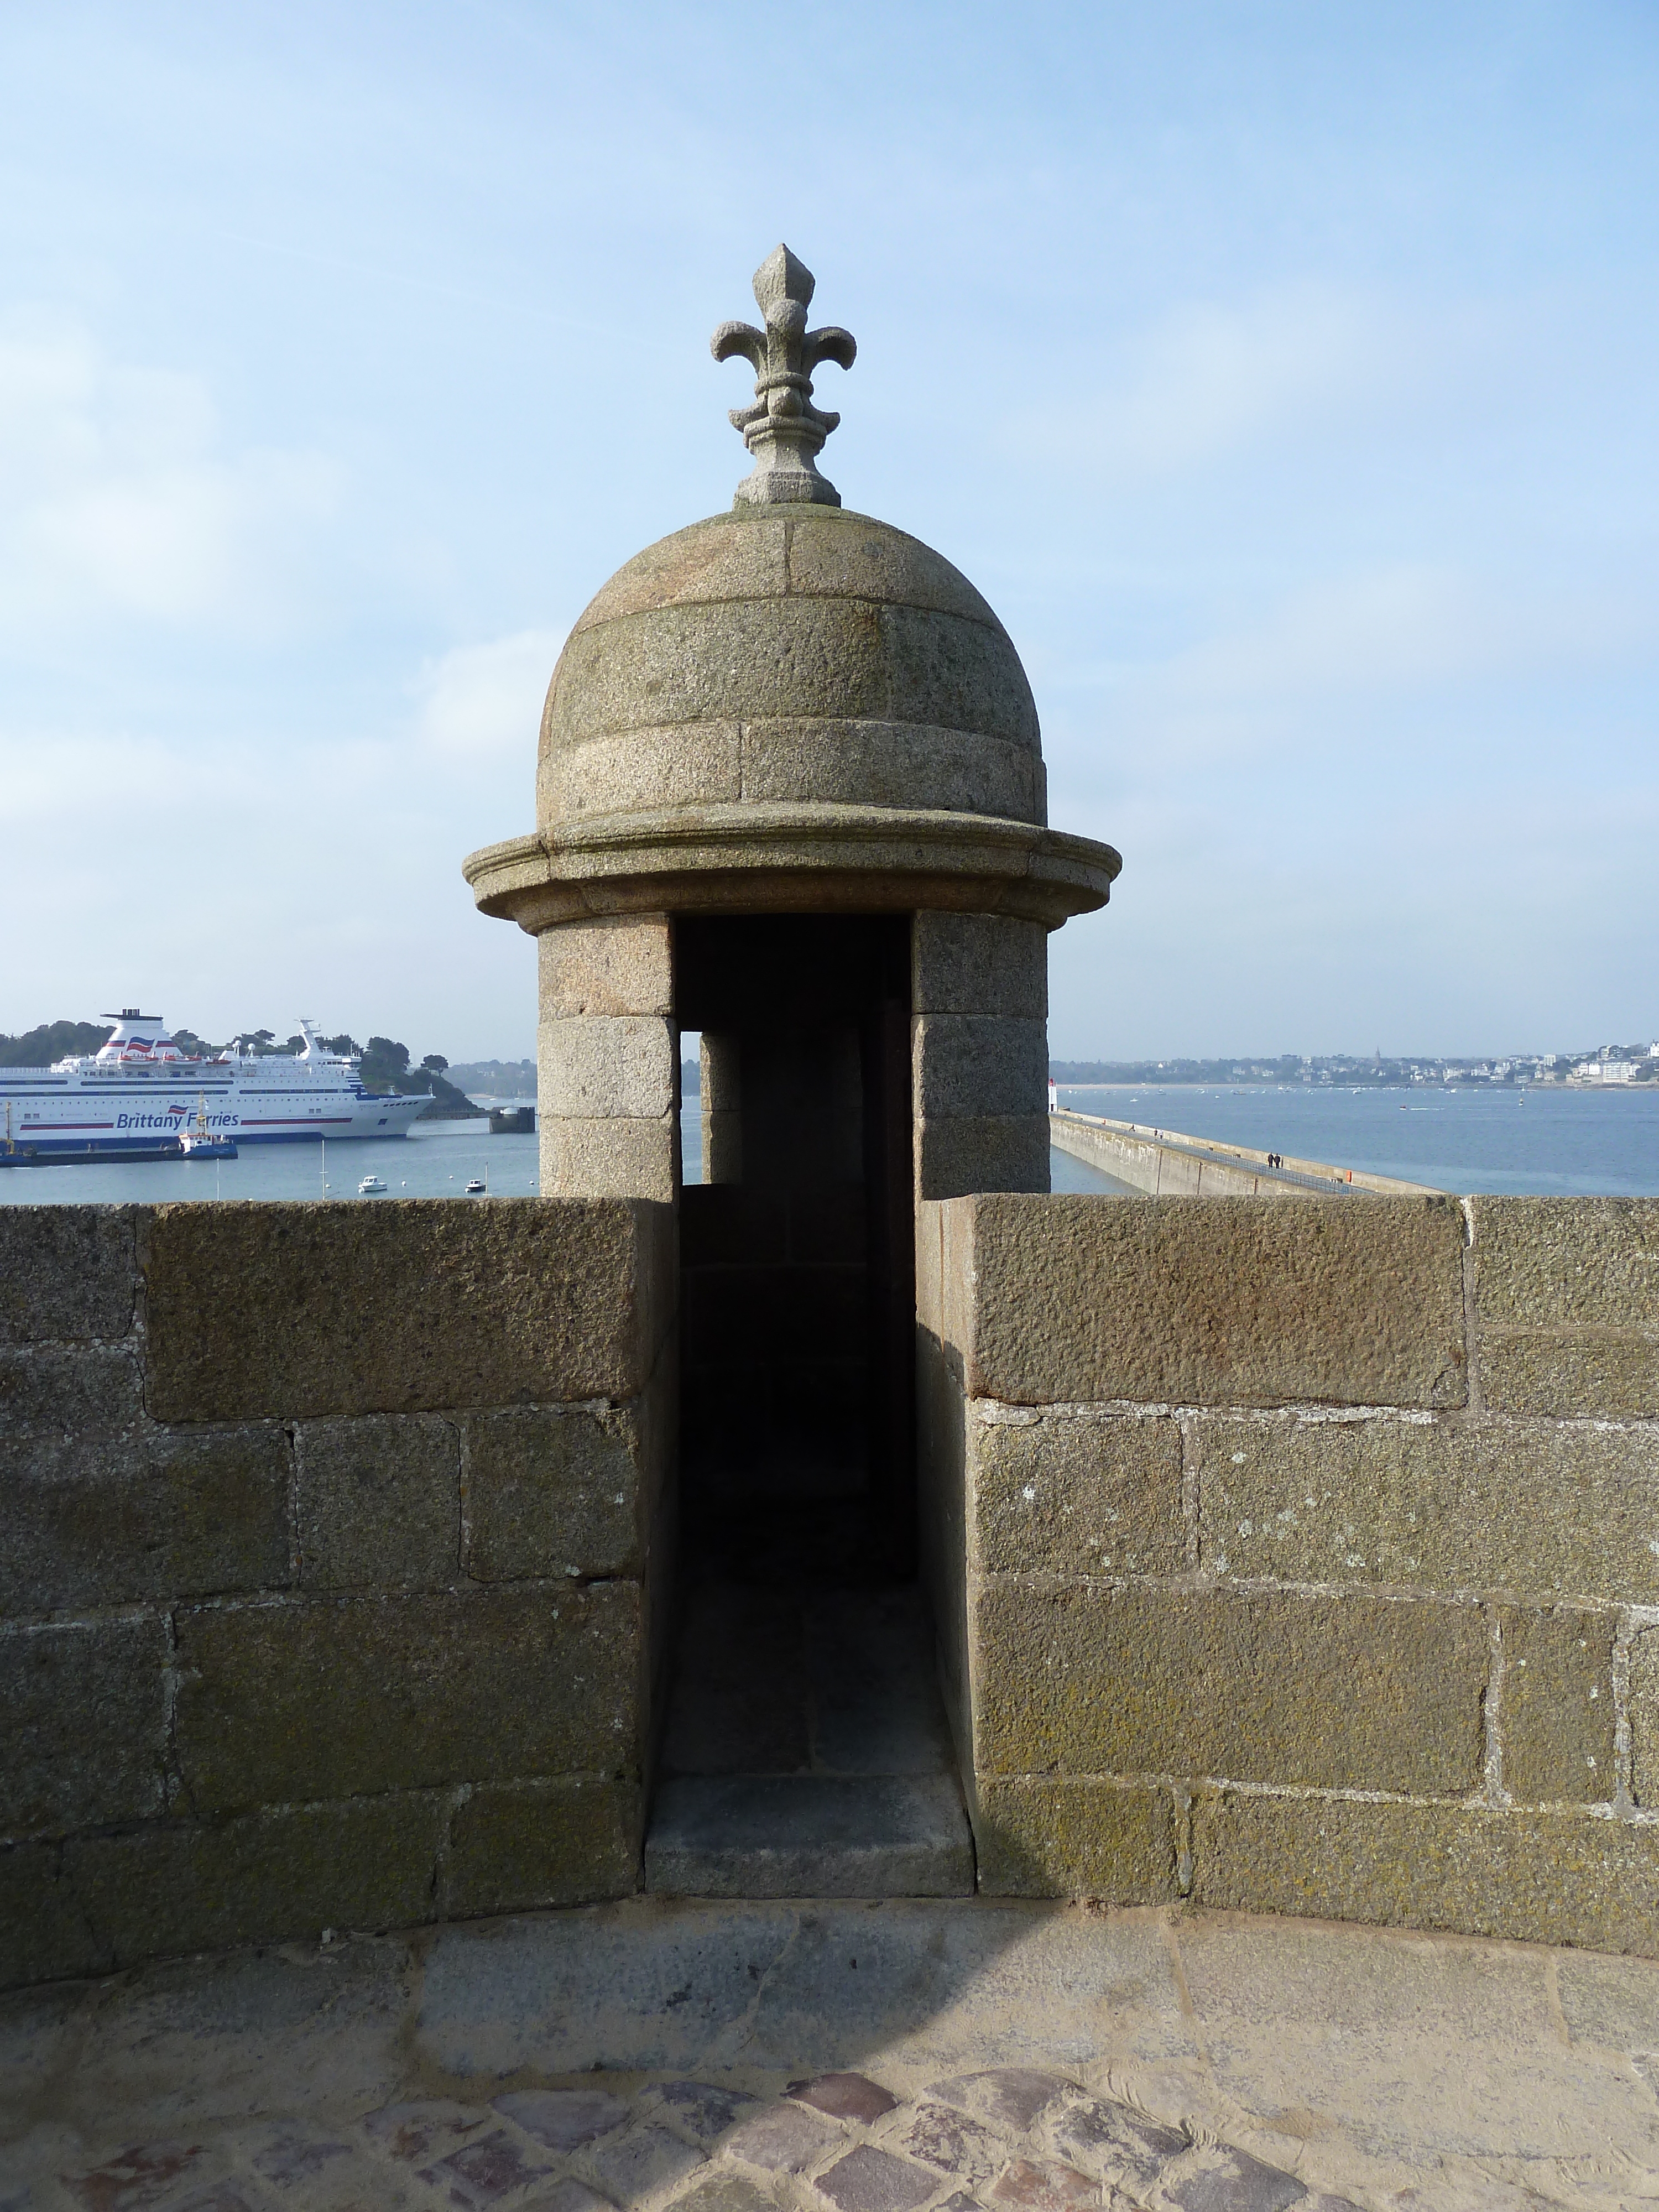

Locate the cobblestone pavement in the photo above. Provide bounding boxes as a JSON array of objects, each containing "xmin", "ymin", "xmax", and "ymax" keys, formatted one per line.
[
  {"xmin": 6, "ymin": 2064, "xmax": 1372, "ymax": 2212},
  {"xmin": 3, "ymin": 1901, "xmax": 1657, "ymax": 2212}
]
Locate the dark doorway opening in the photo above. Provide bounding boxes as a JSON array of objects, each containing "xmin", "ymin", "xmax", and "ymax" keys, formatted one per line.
[
  {"xmin": 675, "ymin": 912, "xmax": 916, "ymax": 1587},
  {"xmin": 649, "ymin": 914, "xmax": 972, "ymax": 1895}
]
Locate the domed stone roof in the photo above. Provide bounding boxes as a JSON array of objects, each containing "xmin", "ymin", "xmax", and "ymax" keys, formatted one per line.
[
  {"xmin": 539, "ymin": 504, "xmax": 1044, "ymax": 830},
  {"xmin": 465, "ymin": 248, "xmax": 1119, "ymax": 933}
]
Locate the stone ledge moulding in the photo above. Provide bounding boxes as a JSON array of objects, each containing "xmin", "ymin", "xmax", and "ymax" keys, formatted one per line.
[{"xmin": 464, "ymin": 807, "xmax": 1119, "ymax": 931}]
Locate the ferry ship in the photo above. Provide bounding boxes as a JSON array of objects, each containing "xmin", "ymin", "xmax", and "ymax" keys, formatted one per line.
[{"xmin": 1, "ymin": 1013, "xmax": 430, "ymax": 1164}]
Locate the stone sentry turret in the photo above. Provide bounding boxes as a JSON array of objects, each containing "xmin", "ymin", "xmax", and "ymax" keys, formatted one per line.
[{"xmin": 463, "ymin": 245, "xmax": 1121, "ymax": 1214}]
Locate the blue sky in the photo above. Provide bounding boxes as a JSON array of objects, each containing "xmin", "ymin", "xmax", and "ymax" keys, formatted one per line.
[{"xmin": 1, "ymin": 1, "xmax": 1654, "ymax": 1061}]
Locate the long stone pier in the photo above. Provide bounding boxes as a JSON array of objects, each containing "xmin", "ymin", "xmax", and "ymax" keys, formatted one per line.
[{"xmin": 1050, "ymin": 1105, "xmax": 1443, "ymax": 1199}]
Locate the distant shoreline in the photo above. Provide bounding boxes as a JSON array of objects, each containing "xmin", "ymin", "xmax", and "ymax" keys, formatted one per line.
[{"xmin": 1053, "ymin": 1079, "xmax": 1652, "ymax": 1093}]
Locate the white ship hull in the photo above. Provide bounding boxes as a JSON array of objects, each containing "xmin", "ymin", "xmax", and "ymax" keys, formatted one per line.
[{"xmin": 1, "ymin": 1013, "xmax": 435, "ymax": 1164}]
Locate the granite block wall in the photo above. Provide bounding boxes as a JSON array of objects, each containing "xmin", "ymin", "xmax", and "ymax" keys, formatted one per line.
[
  {"xmin": 0, "ymin": 1197, "xmax": 675, "ymax": 1989},
  {"xmin": 8, "ymin": 1181, "xmax": 1656, "ymax": 1983},
  {"xmin": 917, "ymin": 1191, "xmax": 1659, "ymax": 1956}
]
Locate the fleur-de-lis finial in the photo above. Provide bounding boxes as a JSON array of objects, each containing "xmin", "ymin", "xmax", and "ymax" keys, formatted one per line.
[{"xmin": 711, "ymin": 246, "xmax": 857, "ymax": 507}]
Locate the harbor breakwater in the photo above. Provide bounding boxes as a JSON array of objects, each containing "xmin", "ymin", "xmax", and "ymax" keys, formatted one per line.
[{"xmin": 1050, "ymin": 1106, "xmax": 1444, "ymax": 1199}]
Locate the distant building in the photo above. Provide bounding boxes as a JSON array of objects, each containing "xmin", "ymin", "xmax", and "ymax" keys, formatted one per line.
[{"xmin": 1574, "ymin": 1059, "xmax": 1636, "ymax": 1084}]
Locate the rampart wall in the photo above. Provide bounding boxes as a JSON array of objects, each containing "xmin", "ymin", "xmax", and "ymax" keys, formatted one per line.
[
  {"xmin": 0, "ymin": 1199, "xmax": 675, "ymax": 1989},
  {"xmin": 5, "ymin": 1188, "xmax": 1657, "ymax": 1985},
  {"xmin": 917, "ymin": 1192, "xmax": 1659, "ymax": 1956}
]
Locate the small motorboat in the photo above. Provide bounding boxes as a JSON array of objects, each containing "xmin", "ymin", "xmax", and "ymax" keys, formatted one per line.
[
  {"xmin": 465, "ymin": 1177, "xmax": 487, "ymax": 1195},
  {"xmin": 358, "ymin": 1174, "xmax": 388, "ymax": 1196},
  {"xmin": 179, "ymin": 1092, "xmax": 238, "ymax": 1159},
  {"xmin": 179, "ymin": 1129, "xmax": 238, "ymax": 1159}
]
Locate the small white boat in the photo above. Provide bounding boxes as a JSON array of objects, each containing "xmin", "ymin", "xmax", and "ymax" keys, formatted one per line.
[
  {"xmin": 465, "ymin": 1177, "xmax": 487, "ymax": 1195},
  {"xmin": 358, "ymin": 1174, "xmax": 388, "ymax": 1196},
  {"xmin": 179, "ymin": 1129, "xmax": 237, "ymax": 1159},
  {"xmin": 179, "ymin": 1091, "xmax": 237, "ymax": 1159}
]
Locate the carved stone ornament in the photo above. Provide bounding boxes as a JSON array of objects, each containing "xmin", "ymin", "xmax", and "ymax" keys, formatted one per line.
[{"xmin": 712, "ymin": 244, "xmax": 856, "ymax": 507}]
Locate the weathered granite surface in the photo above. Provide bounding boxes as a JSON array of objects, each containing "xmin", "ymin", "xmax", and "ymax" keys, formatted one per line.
[
  {"xmin": 0, "ymin": 1199, "xmax": 675, "ymax": 1989},
  {"xmin": 917, "ymin": 1191, "xmax": 1659, "ymax": 1954}
]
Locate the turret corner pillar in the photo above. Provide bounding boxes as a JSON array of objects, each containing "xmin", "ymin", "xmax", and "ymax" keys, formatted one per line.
[
  {"xmin": 911, "ymin": 911, "xmax": 1050, "ymax": 1202},
  {"xmin": 537, "ymin": 915, "xmax": 677, "ymax": 1201}
]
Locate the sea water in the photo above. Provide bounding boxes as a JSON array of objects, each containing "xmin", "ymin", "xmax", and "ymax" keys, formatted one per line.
[
  {"xmin": 687, "ymin": 1085, "xmax": 1659, "ymax": 1197},
  {"xmin": 1052, "ymin": 1082, "xmax": 1659, "ymax": 1197},
  {"xmin": 0, "ymin": 1119, "xmax": 541, "ymax": 1205},
  {"xmin": 4, "ymin": 1086, "xmax": 1656, "ymax": 1203}
]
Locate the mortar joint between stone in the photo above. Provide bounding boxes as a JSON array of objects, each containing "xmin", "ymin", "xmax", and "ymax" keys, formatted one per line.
[
  {"xmin": 1460, "ymin": 1215, "xmax": 1486, "ymax": 1424},
  {"xmin": 1611, "ymin": 1611, "xmax": 1639, "ymax": 1816},
  {"xmin": 434, "ymin": 1781, "xmax": 470, "ymax": 1918},
  {"xmin": 128, "ymin": 1205, "xmax": 151, "ymax": 1349},
  {"xmin": 979, "ymin": 1770, "xmax": 1512, "ymax": 1811},
  {"xmin": 457, "ymin": 1412, "xmax": 475, "ymax": 1579},
  {"xmin": 283, "ymin": 1420, "xmax": 302, "ymax": 1586},
  {"xmin": 159, "ymin": 1604, "xmax": 190, "ymax": 1819},
  {"xmin": 974, "ymin": 1565, "xmax": 1506, "ymax": 1611},
  {"xmin": 1177, "ymin": 1413, "xmax": 1202, "ymax": 1575},
  {"xmin": 1480, "ymin": 1605, "xmax": 1511, "ymax": 1808},
  {"xmin": 1172, "ymin": 1783, "xmax": 1194, "ymax": 1896},
  {"xmin": 0, "ymin": 1600, "xmax": 170, "ymax": 1637}
]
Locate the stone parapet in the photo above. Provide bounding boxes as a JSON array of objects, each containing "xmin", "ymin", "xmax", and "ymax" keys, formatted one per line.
[
  {"xmin": 10, "ymin": 1181, "xmax": 1655, "ymax": 1982},
  {"xmin": 957, "ymin": 1191, "xmax": 1469, "ymax": 1407},
  {"xmin": 0, "ymin": 1197, "xmax": 674, "ymax": 1989},
  {"xmin": 1471, "ymin": 1195, "xmax": 1659, "ymax": 1417},
  {"xmin": 917, "ymin": 1191, "xmax": 1659, "ymax": 1956},
  {"xmin": 144, "ymin": 1197, "xmax": 662, "ymax": 1419}
]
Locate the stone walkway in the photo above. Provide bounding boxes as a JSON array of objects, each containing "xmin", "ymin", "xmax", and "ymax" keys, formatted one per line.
[{"xmin": 3, "ymin": 1899, "xmax": 1657, "ymax": 2211}]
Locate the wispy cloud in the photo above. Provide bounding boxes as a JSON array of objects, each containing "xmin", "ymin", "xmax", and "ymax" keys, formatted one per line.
[
  {"xmin": 1164, "ymin": 565, "xmax": 1652, "ymax": 702},
  {"xmin": 1012, "ymin": 283, "xmax": 1439, "ymax": 479},
  {"xmin": 0, "ymin": 314, "xmax": 337, "ymax": 630},
  {"xmin": 1046, "ymin": 563, "xmax": 1659, "ymax": 779},
  {"xmin": 0, "ymin": 731, "xmax": 192, "ymax": 825},
  {"xmin": 415, "ymin": 628, "xmax": 566, "ymax": 759}
]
